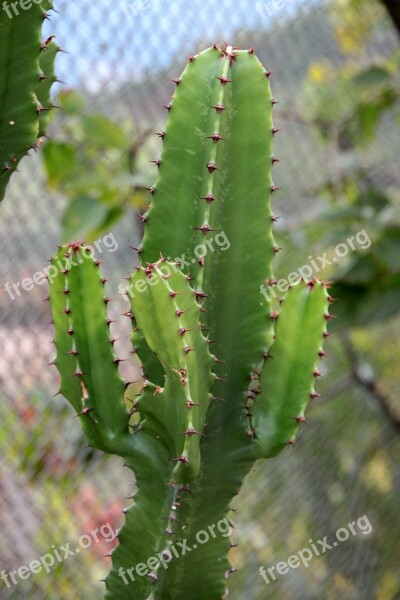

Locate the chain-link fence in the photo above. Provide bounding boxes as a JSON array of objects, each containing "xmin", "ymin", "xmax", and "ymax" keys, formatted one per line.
[{"xmin": 1, "ymin": 1, "xmax": 399, "ymax": 598}]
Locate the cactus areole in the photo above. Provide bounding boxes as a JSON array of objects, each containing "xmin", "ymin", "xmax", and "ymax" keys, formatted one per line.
[{"xmin": 49, "ymin": 45, "xmax": 331, "ymax": 600}]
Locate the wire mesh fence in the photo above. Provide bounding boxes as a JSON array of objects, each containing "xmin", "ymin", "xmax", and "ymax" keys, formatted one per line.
[{"xmin": 1, "ymin": 0, "xmax": 399, "ymax": 598}]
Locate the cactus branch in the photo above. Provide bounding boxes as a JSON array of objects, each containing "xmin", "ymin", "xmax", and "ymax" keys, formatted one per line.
[{"xmin": 0, "ymin": 1, "xmax": 58, "ymax": 200}]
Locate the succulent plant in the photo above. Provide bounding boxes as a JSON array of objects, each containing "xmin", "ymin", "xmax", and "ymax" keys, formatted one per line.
[
  {"xmin": 0, "ymin": 0, "xmax": 58, "ymax": 201},
  {"xmin": 49, "ymin": 44, "xmax": 331, "ymax": 600}
]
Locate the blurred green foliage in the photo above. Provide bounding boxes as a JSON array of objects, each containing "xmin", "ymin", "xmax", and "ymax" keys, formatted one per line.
[
  {"xmin": 293, "ymin": 3, "xmax": 400, "ymax": 329},
  {"xmin": 43, "ymin": 90, "xmax": 150, "ymax": 242}
]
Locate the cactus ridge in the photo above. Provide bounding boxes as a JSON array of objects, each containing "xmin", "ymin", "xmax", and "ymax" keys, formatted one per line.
[
  {"xmin": 0, "ymin": 1, "xmax": 58, "ymax": 201},
  {"xmin": 49, "ymin": 45, "xmax": 330, "ymax": 600}
]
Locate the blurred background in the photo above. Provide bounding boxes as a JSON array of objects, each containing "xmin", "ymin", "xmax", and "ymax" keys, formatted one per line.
[{"xmin": 1, "ymin": 0, "xmax": 399, "ymax": 598}]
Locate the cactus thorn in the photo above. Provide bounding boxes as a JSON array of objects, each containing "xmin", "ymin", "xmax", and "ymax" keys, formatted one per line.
[
  {"xmin": 216, "ymin": 76, "xmax": 232, "ymax": 86},
  {"xmin": 170, "ymin": 456, "xmax": 190, "ymax": 464},
  {"xmin": 76, "ymin": 407, "xmax": 95, "ymax": 417},
  {"xmin": 178, "ymin": 327, "xmax": 192, "ymax": 336},
  {"xmin": 180, "ymin": 428, "xmax": 205, "ymax": 437},
  {"xmin": 290, "ymin": 416, "xmax": 309, "ymax": 424},
  {"xmin": 186, "ymin": 400, "xmax": 200, "ymax": 409},
  {"xmin": 193, "ymin": 224, "xmax": 219, "ymax": 234},
  {"xmin": 200, "ymin": 193, "xmax": 216, "ymax": 203},
  {"xmin": 194, "ymin": 290, "xmax": 208, "ymax": 299},
  {"xmin": 211, "ymin": 104, "xmax": 226, "ymax": 114},
  {"xmin": 207, "ymin": 133, "xmax": 227, "ymax": 143},
  {"xmin": 206, "ymin": 162, "xmax": 221, "ymax": 173}
]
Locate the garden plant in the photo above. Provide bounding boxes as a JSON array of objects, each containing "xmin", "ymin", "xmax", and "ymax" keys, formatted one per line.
[{"xmin": 48, "ymin": 45, "xmax": 331, "ymax": 599}]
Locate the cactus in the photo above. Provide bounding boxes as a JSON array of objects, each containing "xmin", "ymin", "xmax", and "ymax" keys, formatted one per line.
[
  {"xmin": 0, "ymin": 0, "xmax": 58, "ymax": 201},
  {"xmin": 49, "ymin": 45, "xmax": 331, "ymax": 600}
]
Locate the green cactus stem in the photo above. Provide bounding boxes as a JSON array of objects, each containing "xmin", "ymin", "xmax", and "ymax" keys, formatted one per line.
[
  {"xmin": 49, "ymin": 45, "xmax": 331, "ymax": 600},
  {"xmin": 0, "ymin": 0, "xmax": 58, "ymax": 201}
]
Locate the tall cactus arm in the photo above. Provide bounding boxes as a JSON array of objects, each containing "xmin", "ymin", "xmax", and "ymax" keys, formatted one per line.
[
  {"xmin": 251, "ymin": 280, "xmax": 330, "ymax": 457},
  {"xmin": 0, "ymin": 1, "xmax": 57, "ymax": 201},
  {"xmin": 49, "ymin": 244, "xmax": 129, "ymax": 453},
  {"xmin": 148, "ymin": 46, "xmax": 278, "ymax": 600},
  {"xmin": 141, "ymin": 45, "xmax": 276, "ymax": 438},
  {"xmin": 49, "ymin": 249, "xmax": 185, "ymax": 600},
  {"xmin": 141, "ymin": 47, "xmax": 225, "ymax": 266},
  {"xmin": 130, "ymin": 261, "xmax": 215, "ymax": 482},
  {"xmin": 106, "ymin": 262, "xmax": 215, "ymax": 600}
]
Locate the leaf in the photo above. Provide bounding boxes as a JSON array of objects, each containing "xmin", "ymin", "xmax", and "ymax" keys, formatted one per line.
[
  {"xmin": 353, "ymin": 66, "xmax": 391, "ymax": 88},
  {"xmin": 58, "ymin": 90, "xmax": 85, "ymax": 115},
  {"xmin": 43, "ymin": 141, "xmax": 77, "ymax": 188},
  {"xmin": 128, "ymin": 188, "xmax": 148, "ymax": 210},
  {"xmin": 87, "ymin": 206, "xmax": 125, "ymax": 241},
  {"xmin": 82, "ymin": 114, "xmax": 129, "ymax": 149},
  {"xmin": 61, "ymin": 196, "xmax": 109, "ymax": 242},
  {"xmin": 331, "ymin": 284, "xmax": 400, "ymax": 328}
]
